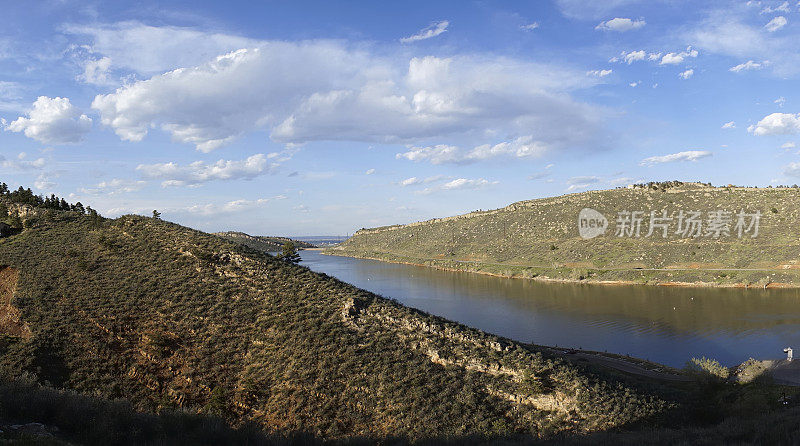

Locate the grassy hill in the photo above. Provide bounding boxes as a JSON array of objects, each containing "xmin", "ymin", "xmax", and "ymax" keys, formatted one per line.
[
  {"xmin": 213, "ymin": 232, "xmax": 315, "ymax": 253},
  {"xmin": 0, "ymin": 199, "xmax": 678, "ymax": 443},
  {"xmin": 329, "ymin": 182, "xmax": 800, "ymax": 287},
  {"xmin": 3, "ymin": 189, "xmax": 800, "ymax": 444}
]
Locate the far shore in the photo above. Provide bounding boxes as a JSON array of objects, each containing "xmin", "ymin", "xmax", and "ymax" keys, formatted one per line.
[{"xmin": 321, "ymin": 250, "xmax": 800, "ymax": 289}]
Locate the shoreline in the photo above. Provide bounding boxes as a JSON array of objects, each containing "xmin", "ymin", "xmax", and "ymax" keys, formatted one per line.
[{"xmin": 322, "ymin": 250, "xmax": 798, "ymax": 289}]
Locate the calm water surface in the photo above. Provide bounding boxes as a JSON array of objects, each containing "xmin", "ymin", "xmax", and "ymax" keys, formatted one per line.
[{"xmin": 300, "ymin": 250, "xmax": 800, "ymax": 368}]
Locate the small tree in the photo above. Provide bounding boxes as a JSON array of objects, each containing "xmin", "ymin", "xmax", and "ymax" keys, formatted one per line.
[
  {"xmin": 277, "ymin": 241, "xmax": 301, "ymax": 264},
  {"xmin": 152, "ymin": 209, "xmax": 161, "ymax": 219},
  {"xmin": 8, "ymin": 211, "xmax": 22, "ymax": 229}
]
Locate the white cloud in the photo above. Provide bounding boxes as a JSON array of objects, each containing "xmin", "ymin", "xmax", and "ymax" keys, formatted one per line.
[
  {"xmin": 629, "ymin": 81, "xmax": 640, "ymax": 87},
  {"xmin": 784, "ymin": 162, "xmax": 800, "ymax": 177},
  {"xmin": 689, "ymin": 13, "xmax": 800, "ymax": 76},
  {"xmin": 587, "ymin": 69, "xmax": 613, "ymax": 77},
  {"xmin": 775, "ymin": 96, "xmax": 786, "ymax": 107},
  {"xmin": 761, "ymin": 1, "xmax": 790, "ymax": 13},
  {"xmin": 679, "ymin": 69, "xmax": 694, "ymax": 79},
  {"xmin": 63, "ymin": 21, "xmax": 261, "ymax": 75},
  {"xmin": 399, "ymin": 175, "xmax": 448, "ymax": 187},
  {"xmin": 660, "ymin": 46, "xmax": 699, "ymax": 65},
  {"xmin": 611, "ymin": 50, "xmax": 646, "ymax": 64},
  {"xmin": 0, "ymin": 152, "xmax": 47, "ymax": 170},
  {"xmin": 79, "ymin": 178, "xmax": 146, "ymax": 195},
  {"xmin": 91, "ymin": 40, "xmax": 604, "ymax": 152},
  {"xmin": 419, "ymin": 177, "xmax": 497, "ymax": 194},
  {"xmin": 595, "ymin": 17, "xmax": 646, "ymax": 32},
  {"xmin": 365, "ymin": 168, "xmax": 375, "ymax": 175},
  {"xmin": 180, "ymin": 195, "xmax": 285, "ymax": 216},
  {"xmin": 565, "ymin": 175, "xmax": 601, "ymax": 191},
  {"xmin": 729, "ymin": 60, "xmax": 765, "ymax": 72},
  {"xmin": 781, "ymin": 141, "xmax": 796, "ymax": 149},
  {"xmin": 136, "ymin": 153, "xmax": 276, "ymax": 187},
  {"xmin": 4, "ymin": 96, "xmax": 92, "ymax": 144},
  {"xmin": 640, "ymin": 150, "xmax": 712, "ymax": 166},
  {"xmin": 34, "ymin": 173, "xmax": 56, "ymax": 191},
  {"xmin": 765, "ymin": 16, "xmax": 788, "ymax": 32},
  {"xmin": 400, "ymin": 20, "xmax": 449, "ymax": 43},
  {"xmin": 722, "ymin": 121, "xmax": 736, "ymax": 129},
  {"xmin": 78, "ymin": 56, "xmax": 112, "ymax": 85},
  {"xmin": 396, "ymin": 136, "xmax": 548, "ymax": 164},
  {"xmin": 748, "ymin": 112, "xmax": 800, "ymax": 135},
  {"xmin": 520, "ymin": 22, "xmax": 539, "ymax": 31}
]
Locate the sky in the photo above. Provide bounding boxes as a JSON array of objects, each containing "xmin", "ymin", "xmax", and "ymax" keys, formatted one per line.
[{"xmin": 1, "ymin": 0, "xmax": 800, "ymax": 235}]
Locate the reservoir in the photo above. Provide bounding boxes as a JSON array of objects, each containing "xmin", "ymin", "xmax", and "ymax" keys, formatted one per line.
[{"xmin": 300, "ymin": 250, "xmax": 800, "ymax": 368}]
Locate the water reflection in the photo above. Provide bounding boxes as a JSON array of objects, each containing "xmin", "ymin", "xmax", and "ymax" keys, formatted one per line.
[{"xmin": 301, "ymin": 250, "xmax": 800, "ymax": 367}]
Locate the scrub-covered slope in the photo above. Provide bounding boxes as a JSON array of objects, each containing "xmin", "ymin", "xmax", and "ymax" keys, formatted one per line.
[
  {"xmin": 0, "ymin": 207, "xmax": 669, "ymax": 441},
  {"xmin": 331, "ymin": 182, "xmax": 800, "ymax": 286}
]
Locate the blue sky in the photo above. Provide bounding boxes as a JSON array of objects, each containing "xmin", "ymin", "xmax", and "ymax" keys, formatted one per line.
[{"xmin": 1, "ymin": 0, "xmax": 800, "ymax": 235}]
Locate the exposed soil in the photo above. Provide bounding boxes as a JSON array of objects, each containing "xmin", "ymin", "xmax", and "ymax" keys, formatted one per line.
[{"xmin": 0, "ymin": 266, "xmax": 30, "ymax": 338}]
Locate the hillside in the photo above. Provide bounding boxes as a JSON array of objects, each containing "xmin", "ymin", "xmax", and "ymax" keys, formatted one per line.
[
  {"xmin": 330, "ymin": 182, "xmax": 800, "ymax": 287},
  {"xmin": 213, "ymin": 231, "xmax": 316, "ymax": 253},
  {"xmin": 0, "ymin": 199, "xmax": 676, "ymax": 443}
]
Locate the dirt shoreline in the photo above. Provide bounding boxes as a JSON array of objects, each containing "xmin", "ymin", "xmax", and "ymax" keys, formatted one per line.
[{"xmin": 322, "ymin": 250, "xmax": 797, "ymax": 289}]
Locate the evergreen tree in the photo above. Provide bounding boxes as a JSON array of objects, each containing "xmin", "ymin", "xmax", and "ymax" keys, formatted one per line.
[
  {"xmin": 152, "ymin": 210, "xmax": 161, "ymax": 219},
  {"xmin": 277, "ymin": 241, "xmax": 301, "ymax": 264}
]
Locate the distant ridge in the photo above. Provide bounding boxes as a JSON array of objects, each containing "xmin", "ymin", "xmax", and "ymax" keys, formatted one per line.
[
  {"xmin": 213, "ymin": 231, "xmax": 315, "ymax": 252},
  {"xmin": 330, "ymin": 182, "xmax": 800, "ymax": 287}
]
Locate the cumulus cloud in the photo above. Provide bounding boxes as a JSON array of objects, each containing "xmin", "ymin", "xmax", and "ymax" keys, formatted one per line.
[
  {"xmin": 396, "ymin": 136, "xmax": 547, "ymax": 164},
  {"xmin": 4, "ymin": 96, "xmax": 92, "ymax": 144},
  {"xmin": 748, "ymin": 112, "xmax": 800, "ymax": 135},
  {"xmin": 587, "ymin": 69, "xmax": 613, "ymax": 77},
  {"xmin": 136, "ymin": 153, "xmax": 276, "ymax": 187},
  {"xmin": 639, "ymin": 150, "xmax": 712, "ymax": 166},
  {"xmin": 595, "ymin": 17, "xmax": 646, "ymax": 32},
  {"xmin": 765, "ymin": 16, "xmax": 788, "ymax": 32},
  {"xmin": 79, "ymin": 178, "xmax": 146, "ymax": 195},
  {"xmin": 729, "ymin": 60, "xmax": 765, "ymax": 72},
  {"xmin": 91, "ymin": 41, "xmax": 603, "ymax": 152},
  {"xmin": 679, "ymin": 69, "xmax": 694, "ymax": 79},
  {"xmin": 722, "ymin": 121, "xmax": 736, "ymax": 129},
  {"xmin": 400, "ymin": 20, "xmax": 449, "ymax": 43},
  {"xmin": 660, "ymin": 46, "xmax": 699, "ymax": 65},
  {"xmin": 609, "ymin": 50, "xmax": 646, "ymax": 64}
]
